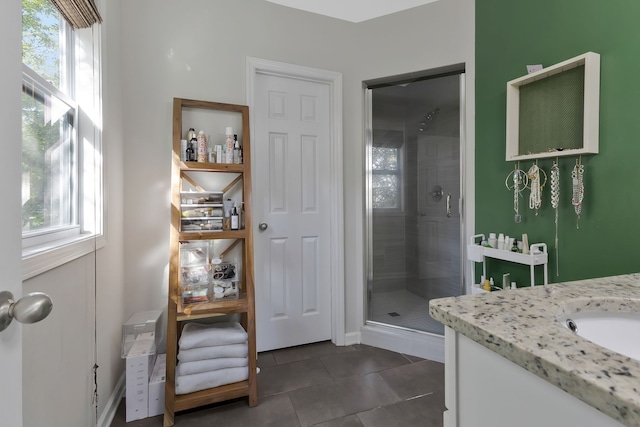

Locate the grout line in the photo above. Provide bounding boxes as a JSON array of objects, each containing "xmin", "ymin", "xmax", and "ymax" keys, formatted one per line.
[
  {"xmin": 401, "ymin": 353, "xmax": 415, "ymax": 363},
  {"xmin": 406, "ymin": 392, "xmax": 434, "ymax": 401}
]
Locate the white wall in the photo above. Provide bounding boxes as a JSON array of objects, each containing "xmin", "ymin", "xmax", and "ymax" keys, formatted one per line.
[
  {"xmin": 23, "ymin": 256, "xmax": 97, "ymax": 426},
  {"xmin": 97, "ymin": 0, "xmax": 127, "ymax": 421},
  {"xmin": 116, "ymin": 0, "xmax": 474, "ymax": 338}
]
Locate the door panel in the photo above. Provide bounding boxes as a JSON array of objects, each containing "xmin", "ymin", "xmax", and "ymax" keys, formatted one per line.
[
  {"xmin": 254, "ymin": 73, "xmax": 332, "ymax": 352},
  {"xmin": 0, "ymin": 1, "xmax": 24, "ymax": 424}
]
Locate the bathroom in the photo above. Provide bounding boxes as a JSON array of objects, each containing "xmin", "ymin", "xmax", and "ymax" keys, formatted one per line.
[{"xmin": 7, "ymin": 0, "xmax": 640, "ymax": 425}]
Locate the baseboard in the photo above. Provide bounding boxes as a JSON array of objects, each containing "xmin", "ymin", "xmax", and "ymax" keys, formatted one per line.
[
  {"xmin": 360, "ymin": 324, "xmax": 444, "ymax": 363},
  {"xmin": 97, "ymin": 372, "xmax": 125, "ymax": 427},
  {"xmin": 343, "ymin": 331, "xmax": 361, "ymax": 346}
]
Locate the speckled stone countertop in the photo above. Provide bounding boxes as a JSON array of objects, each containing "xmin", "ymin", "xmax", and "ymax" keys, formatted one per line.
[{"xmin": 429, "ymin": 273, "xmax": 640, "ymax": 426}]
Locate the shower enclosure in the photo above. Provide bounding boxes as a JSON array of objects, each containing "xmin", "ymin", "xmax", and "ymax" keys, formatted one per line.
[{"xmin": 365, "ymin": 72, "xmax": 464, "ymax": 335}]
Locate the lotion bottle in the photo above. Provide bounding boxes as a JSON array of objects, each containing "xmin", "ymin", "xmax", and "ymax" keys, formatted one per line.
[
  {"xmin": 197, "ymin": 130, "xmax": 207, "ymax": 163},
  {"xmin": 225, "ymin": 127, "xmax": 234, "ymax": 164},
  {"xmin": 488, "ymin": 233, "xmax": 497, "ymax": 248}
]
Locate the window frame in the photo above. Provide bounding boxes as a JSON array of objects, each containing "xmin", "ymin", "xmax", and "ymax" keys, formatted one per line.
[
  {"xmin": 371, "ymin": 144, "xmax": 404, "ymax": 213},
  {"xmin": 21, "ymin": 63, "xmax": 80, "ymax": 247},
  {"xmin": 21, "ymin": 1, "xmax": 104, "ymax": 280}
]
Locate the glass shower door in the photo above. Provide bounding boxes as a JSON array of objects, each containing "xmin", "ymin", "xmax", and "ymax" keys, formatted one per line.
[{"xmin": 366, "ymin": 72, "xmax": 463, "ymax": 335}]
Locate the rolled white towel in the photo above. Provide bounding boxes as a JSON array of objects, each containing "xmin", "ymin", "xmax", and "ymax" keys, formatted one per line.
[
  {"xmin": 177, "ymin": 342, "xmax": 248, "ymax": 362},
  {"xmin": 179, "ymin": 321, "xmax": 248, "ymax": 350},
  {"xmin": 176, "ymin": 366, "xmax": 249, "ymax": 395},
  {"xmin": 177, "ymin": 357, "xmax": 248, "ymax": 376}
]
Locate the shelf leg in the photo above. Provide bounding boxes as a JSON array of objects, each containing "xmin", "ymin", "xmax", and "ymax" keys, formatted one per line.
[{"xmin": 530, "ymin": 265, "xmax": 535, "ymax": 287}]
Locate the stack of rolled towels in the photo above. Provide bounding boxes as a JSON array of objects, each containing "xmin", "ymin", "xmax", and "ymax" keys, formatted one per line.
[{"xmin": 175, "ymin": 321, "xmax": 248, "ymax": 395}]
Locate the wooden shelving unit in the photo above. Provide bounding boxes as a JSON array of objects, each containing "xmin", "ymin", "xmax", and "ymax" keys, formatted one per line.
[{"xmin": 164, "ymin": 98, "xmax": 257, "ymax": 427}]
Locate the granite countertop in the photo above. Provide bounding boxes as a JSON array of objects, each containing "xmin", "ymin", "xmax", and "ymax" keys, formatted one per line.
[{"xmin": 429, "ymin": 273, "xmax": 640, "ymax": 426}]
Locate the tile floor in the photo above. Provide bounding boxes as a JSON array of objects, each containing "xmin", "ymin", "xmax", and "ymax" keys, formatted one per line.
[{"xmin": 111, "ymin": 341, "xmax": 445, "ymax": 427}]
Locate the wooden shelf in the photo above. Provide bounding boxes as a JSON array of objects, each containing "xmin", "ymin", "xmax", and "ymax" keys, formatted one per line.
[
  {"xmin": 180, "ymin": 161, "xmax": 245, "ymax": 173},
  {"xmin": 165, "ymin": 98, "xmax": 257, "ymax": 427},
  {"xmin": 177, "ymin": 293, "xmax": 249, "ymax": 321},
  {"xmin": 178, "ymin": 229, "xmax": 247, "ymax": 241},
  {"xmin": 174, "ymin": 380, "xmax": 251, "ymax": 412}
]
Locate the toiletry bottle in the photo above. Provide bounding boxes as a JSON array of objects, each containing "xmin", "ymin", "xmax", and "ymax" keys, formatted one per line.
[
  {"xmin": 231, "ymin": 205, "xmax": 239, "ymax": 230},
  {"xmin": 197, "ymin": 130, "xmax": 207, "ymax": 163},
  {"xmin": 497, "ymin": 233, "xmax": 505, "ymax": 250},
  {"xmin": 483, "ymin": 278, "xmax": 491, "ymax": 292},
  {"xmin": 502, "ymin": 273, "xmax": 510, "ymax": 290},
  {"xmin": 489, "ymin": 277, "xmax": 495, "ymax": 290},
  {"xmin": 488, "ymin": 233, "xmax": 497, "ymax": 248},
  {"xmin": 233, "ymin": 135, "xmax": 241, "ymax": 164},
  {"xmin": 186, "ymin": 127, "xmax": 196, "ymax": 142},
  {"xmin": 511, "ymin": 282, "xmax": 517, "ymax": 290},
  {"xmin": 511, "ymin": 238, "xmax": 519, "ymax": 252},
  {"xmin": 225, "ymin": 127, "xmax": 234, "ymax": 164},
  {"xmin": 186, "ymin": 137, "xmax": 196, "ymax": 162},
  {"xmin": 522, "ymin": 233, "xmax": 530, "ymax": 254},
  {"xmin": 223, "ymin": 199, "xmax": 234, "ymax": 230}
]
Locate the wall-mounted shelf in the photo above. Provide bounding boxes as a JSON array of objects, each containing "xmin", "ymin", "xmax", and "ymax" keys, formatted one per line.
[
  {"xmin": 468, "ymin": 234, "xmax": 548, "ymax": 288},
  {"xmin": 506, "ymin": 52, "xmax": 600, "ymax": 161}
]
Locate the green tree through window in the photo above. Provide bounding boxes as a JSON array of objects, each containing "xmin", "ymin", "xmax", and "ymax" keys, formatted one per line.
[{"xmin": 22, "ymin": 0, "xmax": 77, "ymax": 233}]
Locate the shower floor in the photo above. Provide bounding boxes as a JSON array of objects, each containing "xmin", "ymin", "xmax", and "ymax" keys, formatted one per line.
[{"xmin": 369, "ymin": 289, "xmax": 444, "ymax": 335}]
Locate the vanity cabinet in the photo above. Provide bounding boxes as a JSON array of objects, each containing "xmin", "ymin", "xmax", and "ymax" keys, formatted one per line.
[
  {"xmin": 164, "ymin": 98, "xmax": 257, "ymax": 426},
  {"xmin": 444, "ymin": 327, "xmax": 623, "ymax": 427}
]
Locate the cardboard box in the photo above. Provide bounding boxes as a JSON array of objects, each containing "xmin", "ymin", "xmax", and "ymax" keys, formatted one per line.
[
  {"xmin": 125, "ymin": 340, "xmax": 156, "ymax": 422},
  {"xmin": 148, "ymin": 354, "xmax": 166, "ymax": 417}
]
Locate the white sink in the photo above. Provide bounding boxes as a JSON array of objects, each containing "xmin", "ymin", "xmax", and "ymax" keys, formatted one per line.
[{"xmin": 561, "ymin": 311, "xmax": 640, "ymax": 362}]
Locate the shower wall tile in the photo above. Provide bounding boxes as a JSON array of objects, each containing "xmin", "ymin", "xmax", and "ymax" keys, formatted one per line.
[{"xmin": 372, "ymin": 215, "xmax": 406, "ymax": 280}]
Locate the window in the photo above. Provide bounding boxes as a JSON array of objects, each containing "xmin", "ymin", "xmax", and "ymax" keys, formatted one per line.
[
  {"xmin": 21, "ymin": 0, "xmax": 103, "ymax": 278},
  {"xmin": 372, "ymin": 145, "xmax": 403, "ymax": 210}
]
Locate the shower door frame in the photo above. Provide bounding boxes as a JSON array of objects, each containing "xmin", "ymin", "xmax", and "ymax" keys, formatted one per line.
[{"xmin": 364, "ymin": 69, "xmax": 467, "ymax": 334}]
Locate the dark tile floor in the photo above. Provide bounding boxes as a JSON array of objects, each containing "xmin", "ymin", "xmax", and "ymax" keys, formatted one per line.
[{"xmin": 111, "ymin": 342, "xmax": 445, "ymax": 427}]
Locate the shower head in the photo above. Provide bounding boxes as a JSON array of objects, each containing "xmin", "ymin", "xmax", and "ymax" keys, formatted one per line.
[{"xmin": 418, "ymin": 108, "xmax": 440, "ymax": 131}]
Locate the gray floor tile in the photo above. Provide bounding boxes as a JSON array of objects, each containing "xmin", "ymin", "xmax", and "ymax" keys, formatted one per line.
[
  {"xmin": 245, "ymin": 394, "xmax": 301, "ymax": 427},
  {"xmin": 320, "ymin": 346, "xmax": 411, "ymax": 380},
  {"xmin": 111, "ymin": 342, "xmax": 445, "ymax": 427},
  {"xmin": 258, "ymin": 352, "xmax": 277, "ymax": 368},
  {"xmin": 258, "ymin": 357, "xmax": 333, "ymax": 397},
  {"xmin": 356, "ymin": 394, "xmax": 445, "ymax": 427},
  {"xmin": 311, "ymin": 414, "xmax": 364, "ymax": 427},
  {"xmin": 172, "ymin": 393, "xmax": 298, "ymax": 427},
  {"xmin": 377, "ymin": 359, "xmax": 444, "ymax": 400},
  {"xmin": 272, "ymin": 341, "xmax": 356, "ymax": 365},
  {"xmin": 289, "ymin": 373, "xmax": 401, "ymax": 426}
]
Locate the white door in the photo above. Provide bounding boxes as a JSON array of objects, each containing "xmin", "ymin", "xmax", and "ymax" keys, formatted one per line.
[
  {"xmin": 253, "ymin": 72, "xmax": 333, "ymax": 352},
  {"xmin": 0, "ymin": 0, "xmax": 25, "ymax": 424}
]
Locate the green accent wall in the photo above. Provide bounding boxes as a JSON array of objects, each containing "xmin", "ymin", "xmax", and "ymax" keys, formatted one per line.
[{"xmin": 476, "ymin": 0, "xmax": 640, "ymax": 285}]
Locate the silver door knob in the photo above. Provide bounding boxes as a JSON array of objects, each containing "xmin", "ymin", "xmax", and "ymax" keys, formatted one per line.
[
  {"xmin": 258, "ymin": 222, "xmax": 268, "ymax": 231},
  {"xmin": 0, "ymin": 291, "xmax": 53, "ymax": 332}
]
